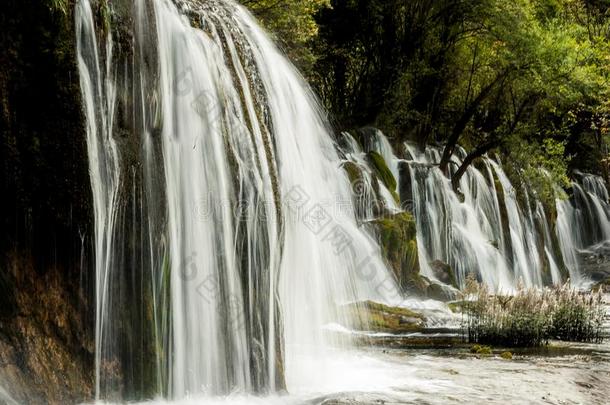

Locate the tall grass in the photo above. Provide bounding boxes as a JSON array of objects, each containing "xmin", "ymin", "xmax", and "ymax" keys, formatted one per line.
[
  {"xmin": 48, "ymin": 0, "xmax": 68, "ymax": 16},
  {"xmin": 463, "ymin": 277, "xmax": 605, "ymax": 347}
]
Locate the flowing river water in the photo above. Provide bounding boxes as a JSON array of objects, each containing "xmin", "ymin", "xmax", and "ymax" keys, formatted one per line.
[{"xmin": 83, "ymin": 295, "xmax": 608, "ymax": 405}]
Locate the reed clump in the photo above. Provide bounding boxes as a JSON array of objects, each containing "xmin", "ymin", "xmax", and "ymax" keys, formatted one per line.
[{"xmin": 463, "ymin": 276, "xmax": 605, "ymax": 347}]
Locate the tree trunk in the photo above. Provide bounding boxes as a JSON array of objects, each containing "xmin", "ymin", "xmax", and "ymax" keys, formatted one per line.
[
  {"xmin": 451, "ymin": 139, "xmax": 500, "ymax": 191},
  {"xmin": 439, "ymin": 69, "xmax": 510, "ymax": 173}
]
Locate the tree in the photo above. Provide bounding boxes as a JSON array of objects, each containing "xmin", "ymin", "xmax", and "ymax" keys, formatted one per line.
[
  {"xmin": 260, "ymin": 0, "xmax": 610, "ymax": 191},
  {"xmin": 243, "ymin": 0, "xmax": 330, "ymax": 75}
]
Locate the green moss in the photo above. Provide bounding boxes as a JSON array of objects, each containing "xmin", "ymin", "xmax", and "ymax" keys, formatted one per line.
[
  {"xmin": 368, "ymin": 151, "xmax": 397, "ymax": 192},
  {"xmin": 447, "ymin": 301, "xmax": 468, "ymax": 313},
  {"xmin": 363, "ymin": 300, "xmax": 424, "ymax": 319},
  {"xmin": 100, "ymin": 0, "xmax": 111, "ymax": 35},
  {"xmin": 374, "ymin": 212, "xmax": 417, "ymax": 241},
  {"xmin": 342, "ymin": 161, "xmax": 363, "ymax": 184},
  {"xmin": 48, "ymin": 0, "xmax": 68, "ymax": 16},
  {"xmin": 344, "ymin": 300, "xmax": 425, "ymax": 333},
  {"xmin": 500, "ymin": 351, "xmax": 513, "ymax": 360},
  {"xmin": 470, "ymin": 344, "xmax": 492, "ymax": 355},
  {"xmin": 372, "ymin": 212, "xmax": 419, "ymax": 285}
]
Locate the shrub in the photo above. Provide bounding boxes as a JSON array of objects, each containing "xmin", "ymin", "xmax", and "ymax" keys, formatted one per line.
[
  {"xmin": 500, "ymin": 351, "xmax": 513, "ymax": 359},
  {"xmin": 463, "ymin": 276, "xmax": 605, "ymax": 347},
  {"xmin": 470, "ymin": 344, "xmax": 492, "ymax": 355}
]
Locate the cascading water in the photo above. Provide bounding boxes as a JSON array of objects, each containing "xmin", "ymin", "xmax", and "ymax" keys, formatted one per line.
[
  {"xmin": 343, "ymin": 129, "xmax": 610, "ymax": 292},
  {"xmin": 337, "ymin": 131, "xmax": 401, "ymax": 220},
  {"xmin": 556, "ymin": 171, "xmax": 610, "ymax": 282},
  {"xmin": 76, "ymin": 0, "xmax": 398, "ymax": 400},
  {"xmin": 0, "ymin": 385, "xmax": 18, "ymax": 405}
]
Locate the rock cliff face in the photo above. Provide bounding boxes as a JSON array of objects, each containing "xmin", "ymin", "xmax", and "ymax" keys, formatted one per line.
[
  {"xmin": 0, "ymin": 1, "xmax": 94, "ymax": 403},
  {"xmin": 0, "ymin": 253, "xmax": 93, "ymax": 404}
]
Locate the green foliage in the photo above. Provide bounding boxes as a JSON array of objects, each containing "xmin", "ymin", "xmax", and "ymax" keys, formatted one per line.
[
  {"xmin": 550, "ymin": 294, "xmax": 606, "ymax": 341},
  {"xmin": 244, "ymin": 0, "xmax": 610, "ymax": 188},
  {"xmin": 503, "ymin": 136, "xmax": 570, "ymax": 207},
  {"xmin": 368, "ymin": 151, "xmax": 397, "ymax": 192},
  {"xmin": 470, "ymin": 344, "xmax": 492, "ymax": 355},
  {"xmin": 48, "ymin": 0, "xmax": 68, "ymax": 16},
  {"xmin": 100, "ymin": 0, "xmax": 111, "ymax": 35},
  {"xmin": 500, "ymin": 351, "xmax": 513, "ymax": 359},
  {"xmin": 311, "ymin": 0, "xmax": 610, "ymax": 191},
  {"xmin": 464, "ymin": 276, "xmax": 605, "ymax": 347},
  {"xmin": 243, "ymin": 0, "xmax": 330, "ymax": 74}
]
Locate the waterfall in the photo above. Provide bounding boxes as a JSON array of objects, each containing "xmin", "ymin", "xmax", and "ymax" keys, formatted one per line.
[
  {"xmin": 0, "ymin": 385, "xmax": 18, "ymax": 405},
  {"xmin": 337, "ymin": 131, "xmax": 401, "ymax": 220},
  {"xmin": 556, "ymin": 171, "xmax": 610, "ymax": 282},
  {"xmin": 76, "ymin": 0, "xmax": 398, "ymax": 400},
  {"xmin": 75, "ymin": 0, "xmax": 609, "ymax": 400},
  {"xmin": 400, "ymin": 144, "xmax": 516, "ymax": 290},
  {"xmin": 345, "ymin": 129, "xmax": 610, "ymax": 292}
]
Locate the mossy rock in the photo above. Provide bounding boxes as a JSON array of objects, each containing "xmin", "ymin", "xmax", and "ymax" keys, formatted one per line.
[
  {"xmin": 470, "ymin": 344, "xmax": 492, "ymax": 355},
  {"xmin": 341, "ymin": 161, "xmax": 388, "ymax": 218},
  {"xmin": 343, "ymin": 301, "xmax": 425, "ymax": 333},
  {"xmin": 429, "ymin": 260, "xmax": 458, "ymax": 288},
  {"xmin": 370, "ymin": 213, "xmax": 459, "ymax": 301},
  {"xmin": 367, "ymin": 151, "xmax": 397, "ymax": 192},
  {"xmin": 342, "ymin": 161, "xmax": 363, "ymax": 184},
  {"xmin": 447, "ymin": 301, "xmax": 466, "ymax": 313},
  {"xmin": 500, "ymin": 351, "xmax": 513, "ymax": 360},
  {"xmin": 371, "ymin": 213, "xmax": 419, "ymax": 288},
  {"xmin": 425, "ymin": 280, "xmax": 459, "ymax": 301},
  {"xmin": 373, "ymin": 212, "xmax": 417, "ymax": 243}
]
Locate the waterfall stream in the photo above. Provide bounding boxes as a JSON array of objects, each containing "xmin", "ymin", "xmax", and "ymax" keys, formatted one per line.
[
  {"xmin": 340, "ymin": 129, "xmax": 610, "ymax": 292},
  {"xmin": 75, "ymin": 0, "xmax": 610, "ymax": 402},
  {"xmin": 76, "ymin": 0, "xmax": 398, "ymax": 400}
]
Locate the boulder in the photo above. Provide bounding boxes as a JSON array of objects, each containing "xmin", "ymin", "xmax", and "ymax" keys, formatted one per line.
[
  {"xmin": 371, "ymin": 212, "xmax": 419, "ymax": 287},
  {"xmin": 429, "ymin": 260, "xmax": 458, "ymax": 288},
  {"xmin": 579, "ymin": 241, "xmax": 610, "ymax": 282},
  {"xmin": 367, "ymin": 151, "xmax": 397, "ymax": 193},
  {"xmin": 342, "ymin": 301, "xmax": 425, "ymax": 333}
]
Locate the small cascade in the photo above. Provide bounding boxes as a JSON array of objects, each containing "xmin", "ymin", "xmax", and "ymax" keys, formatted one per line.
[
  {"xmin": 348, "ymin": 129, "xmax": 610, "ymax": 292},
  {"xmin": 77, "ymin": 0, "xmax": 398, "ymax": 401},
  {"xmin": 337, "ymin": 132, "xmax": 401, "ymax": 220},
  {"xmin": 556, "ymin": 172, "xmax": 610, "ymax": 281},
  {"xmin": 403, "ymin": 144, "xmax": 514, "ymax": 290}
]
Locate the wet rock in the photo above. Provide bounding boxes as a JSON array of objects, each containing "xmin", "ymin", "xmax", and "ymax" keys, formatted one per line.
[
  {"xmin": 350, "ymin": 126, "xmax": 381, "ymax": 151},
  {"xmin": 370, "ymin": 213, "xmax": 460, "ymax": 301},
  {"xmin": 398, "ymin": 161, "xmax": 413, "ymax": 212},
  {"xmin": 342, "ymin": 301, "xmax": 425, "ymax": 333},
  {"xmin": 470, "ymin": 344, "xmax": 492, "ymax": 355},
  {"xmin": 580, "ymin": 241, "xmax": 610, "ymax": 282},
  {"xmin": 500, "ymin": 351, "xmax": 513, "ymax": 360},
  {"xmin": 315, "ymin": 392, "xmax": 406, "ymax": 404},
  {"xmin": 424, "ymin": 278, "xmax": 460, "ymax": 302},
  {"xmin": 429, "ymin": 260, "xmax": 458, "ymax": 288},
  {"xmin": 370, "ymin": 212, "xmax": 419, "ymax": 288},
  {"xmin": 0, "ymin": 1, "xmax": 94, "ymax": 402},
  {"xmin": 0, "ymin": 252, "xmax": 93, "ymax": 404},
  {"xmin": 367, "ymin": 151, "xmax": 397, "ymax": 193}
]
